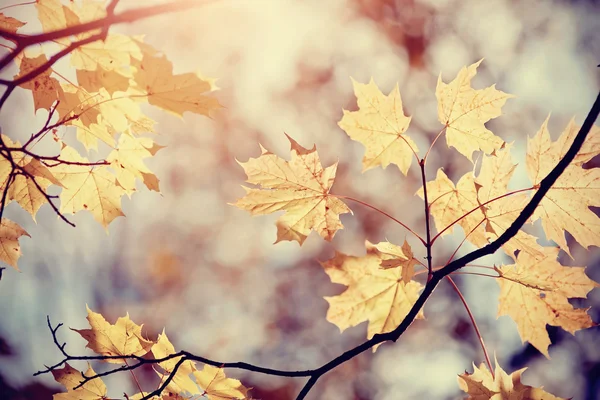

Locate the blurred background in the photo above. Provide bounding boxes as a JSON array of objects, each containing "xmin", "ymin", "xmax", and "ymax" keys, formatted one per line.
[{"xmin": 0, "ymin": 0, "xmax": 599, "ymax": 399}]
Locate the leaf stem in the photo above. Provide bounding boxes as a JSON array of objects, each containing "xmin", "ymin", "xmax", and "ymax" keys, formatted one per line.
[
  {"xmin": 445, "ymin": 276, "xmax": 494, "ymax": 378},
  {"xmin": 418, "ymin": 159, "xmax": 433, "ymax": 281},
  {"xmin": 332, "ymin": 194, "xmax": 425, "ymax": 245},
  {"xmin": 423, "ymin": 127, "xmax": 446, "ymax": 163}
]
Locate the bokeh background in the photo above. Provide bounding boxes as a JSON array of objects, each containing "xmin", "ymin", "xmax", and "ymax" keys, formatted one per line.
[{"xmin": 0, "ymin": 0, "xmax": 599, "ymax": 399}]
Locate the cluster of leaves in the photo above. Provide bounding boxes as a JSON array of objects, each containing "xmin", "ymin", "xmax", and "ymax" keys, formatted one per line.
[
  {"xmin": 1, "ymin": 1, "xmax": 599, "ymax": 399},
  {"xmin": 0, "ymin": 0, "xmax": 220, "ymax": 271},
  {"xmin": 49, "ymin": 307, "xmax": 250, "ymax": 400}
]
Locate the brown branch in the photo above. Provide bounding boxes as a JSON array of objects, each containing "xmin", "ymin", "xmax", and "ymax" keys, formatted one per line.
[{"xmin": 0, "ymin": 0, "xmax": 218, "ymax": 74}]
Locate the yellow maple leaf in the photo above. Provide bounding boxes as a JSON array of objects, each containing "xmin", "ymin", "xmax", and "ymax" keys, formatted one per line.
[
  {"xmin": 35, "ymin": 0, "xmax": 79, "ymax": 45},
  {"xmin": 152, "ymin": 330, "xmax": 199, "ymax": 395},
  {"xmin": 497, "ymin": 248, "xmax": 598, "ymax": 357},
  {"xmin": 338, "ymin": 78, "xmax": 417, "ymax": 174},
  {"xmin": 0, "ymin": 135, "xmax": 63, "ymax": 219},
  {"xmin": 193, "ymin": 365, "xmax": 250, "ymax": 400},
  {"xmin": 233, "ymin": 135, "xmax": 350, "ymax": 245},
  {"xmin": 52, "ymin": 147, "xmax": 125, "ymax": 227},
  {"xmin": 14, "ymin": 53, "xmax": 62, "ymax": 112},
  {"xmin": 322, "ymin": 242, "xmax": 424, "ymax": 342},
  {"xmin": 10, "ymin": 158, "xmax": 64, "ymax": 218},
  {"xmin": 132, "ymin": 52, "xmax": 221, "ymax": 117},
  {"xmin": 71, "ymin": 33, "xmax": 142, "ymax": 71},
  {"xmin": 107, "ymin": 134, "xmax": 160, "ymax": 195},
  {"xmin": 366, "ymin": 240, "xmax": 418, "ymax": 282},
  {"xmin": 73, "ymin": 305, "xmax": 154, "ymax": 363},
  {"xmin": 417, "ymin": 168, "xmax": 482, "ymax": 238},
  {"xmin": 526, "ymin": 118, "xmax": 600, "ymax": 255},
  {"xmin": 0, "ymin": 218, "xmax": 30, "ymax": 271},
  {"xmin": 52, "ymin": 363, "xmax": 107, "ymax": 400},
  {"xmin": 419, "ymin": 146, "xmax": 544, "ymax": 261},
  {"xmin": 458, "ymin": 361, "xmax": 566, "ymax": 399},
  {"xmin": 436, "ymin": 60, "xmax": 514, "ymax": 161},
  {"xmin": 76, "ymin": 67, "xmax": 131, "ymax": 95}
]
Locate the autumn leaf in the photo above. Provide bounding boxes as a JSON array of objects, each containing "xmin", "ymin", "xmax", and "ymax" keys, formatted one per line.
[
  {"xmin": 418, "ymin": 146, "xmax": 543, "ymax": 261},
  {"xmin": 0, "ymin": 219, "xmax": 30, "ymax": 271},
  {"xmin": 76, "ymin": 67, "xmax": 131, "ymax": 95},
  {"xmin": 52, "ymin": 147, "xmax": 125, "ymax": 227},
  {"xmin": 367, "ymin": 240, "xmax": 418, "ymax": 282},
  {"xmin": 458, "ymin": 361, "xmax": 565, "ymax": 399},
  {"xmin": 36, "ymin": 0, "xmax": 79, "ymax": 45},
  {"xmin": 71, "ymin": 33, "xmax": 142, "ymax": 71},
  {"xmin": 193, "ymin": 365, "xmax": 250, "ymax": 400},
  {"xmin": 152, "ymin": 331, "xmax": 199, "ymax": 395},
  {"xmin": 436, "ymin": 60, "xmax": 513, "ymax": 161},
  {"xmin": 0, "ymin": 13, "xmax": 25, "ymax": 37},
  {"xmin": 322, "ymin": 242, "xmax": 424, "ymax": 343},
  {"xmin": 15, "ymin": 53, "xmax": 62, "ymax": 112},
  {"xmin": 107, "ymin": 134, "xmax": 161, "ymax": 195},
  {"xmin": 233, "ymin": 135, "xmax": 351, "ymax": 245},
  {"xmin": 132, "ymin": 52, "xmax": 221, "ymax": 117},
  {"xmin": 526, "ymin": 117, "xmax": 600, "ymax": 255},
  {"xmin": 52, "ymin": 363, "xmax": 108, "ymax": 400},
  {"xmin": 10, "ymin": 158, "xmax": 64, "ymax": 218},
  {"xmin": 0, "ymin": 135, "xmax": 62, "ymax": 218},
  {"xmin": 72, "ymin": 305, "xmax": 154, "ymax": 363},
  {"xmin": 497, "ymin": 248, "xmax": 598, "ymax": 357},
  {"xmin": 338, "ymin": 78, "xmax": 417, "ymax": 174}
]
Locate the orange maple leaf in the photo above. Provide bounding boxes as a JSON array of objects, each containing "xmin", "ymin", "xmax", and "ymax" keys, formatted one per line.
[
  {"xmin": 338, "ymin": 78, "xmax": 417, "ymax": 174},
  {"xmin": 132, "ymin": 52, "xmax": 221, "ymax": 117},
  {"xmin": 0, "ymin": 218, "xmax": 30, "ymax": 270},
  {"xmin": 14, "ymin": 53, "xmax": 62, "ymax": 112},
  {"xmin": 233, "ymin": 135, "xmax": 351, "ymax": 245}
]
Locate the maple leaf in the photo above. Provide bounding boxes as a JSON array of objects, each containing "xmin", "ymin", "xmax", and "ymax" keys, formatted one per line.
[
  {"xmin": 367, "ymin": 240, "xmax": 418, "ymax": 282},
  {"xmin": 52, "ymin": 363, "xmax": 108, "ymax": 400},
  {"xmin": 14, "ymin": 53, "xmax": 62, "ymax": 112},
  {"xmin": 418, "ymin": 146, "xmax": 544, "ymax": 261},
  {"xmin": 152, "ymin": 330, "xmax": 199, "ymax": 395},
  {"xmin": 436, "ymin": 60, "xmax": 514, "ymax": 161},
  {"xmin": 71, "ymin": 33, "xmax": 142, "ymax": 71},
  {"xmin": 233, "ymin": 135, "xmax": 351, "ymax": 245},
  {"xmin": 526, "ymin": 117, "xmax": 600, "ymax": 255},
  {"xmin": 72, "ymin": 305, "xmax": 154, "ymax": 363},
  {"xmin": 0, "ymin": 13, "xmax": 25, "ymax": 41},
  {"xmin": 193, "ymin": 365, "xmax": 250, "ymax": 400},
  {"xmin": 458, "ymin": 361, "xmax": 566, "ymax": 399},
  {"xmin": 76, "ymin": 67, "xmax": 131, "ymax": 95},
  {"xmin": 338, "ymin": 78, "xmax": 417, "ymax": 174},
  {"xmin": 0, "ymin": 218, "xmax": 30, "ymax": 271},
  {"xmin": 0, "ymin": 135, "xmax": 63, "ymax": 218},
  {"xmin": 107, "ymin": 134, "xmax": 161, "ymax": 195},
  {"xmin": 322, "ymin": 242, "xmax": 424, "ymax": 342},
  {"xmin": 52, "ymin": 147, "xmax": 125, "ymax": 227},
  {"xmin": 10, "ymin": 158, "xmax": 64, "ymax": 218},
  {"xmin": 36, "ymin": 0, "xmax": 79, "ymax": 45},
  {"xmin": 132, "ymin": 52, "xmax": 221, "ymax": 117},
  {"xmin": 497, "ymin": 247, "xmax": 598, "ymax": 357}
]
